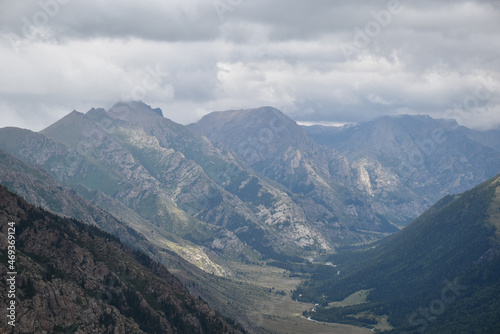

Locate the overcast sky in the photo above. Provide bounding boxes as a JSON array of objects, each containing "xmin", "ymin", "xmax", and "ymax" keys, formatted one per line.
[{"xmin": 1, "ymin": 0, "xmax": 499, "ymax": 131}]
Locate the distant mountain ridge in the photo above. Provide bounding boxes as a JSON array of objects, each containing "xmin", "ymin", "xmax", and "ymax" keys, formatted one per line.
[
  {"xmin": 303, "ymin": 114, "xmax": 500, "ymax": 206},
  {"xmin": 190, "ymin": 107, "xmax": 413, "ymax": 241},
  {"xmin": 190, "ymin": 108, "xmax": 500, "ymax": 240}
]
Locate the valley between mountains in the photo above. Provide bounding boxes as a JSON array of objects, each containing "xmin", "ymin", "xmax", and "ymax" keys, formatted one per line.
[{"xmin": 1, "ymin": 102, "xmax": 499, "ymax": 333}]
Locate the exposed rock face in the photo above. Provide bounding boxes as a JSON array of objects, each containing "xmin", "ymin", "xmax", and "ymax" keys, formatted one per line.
[
  {"xmin": 0, "ymin": 148, "xmax": 156, "ymax": 256},
  {"xmin": 190, "ymin": 107, "xmax": 415, "ymax": 238},
  {"xmin": 0, "ymin": 103, "xmax": 328, "ymax": 262},
  {"xmin": 304, "ymin": 115, "xmax": 500, "ymax": 207},
  {"xmin": 2, "ymin": 104, "xmax": 499, "ymax": 260},
  {"xmin": 0, "ymin": 185, "xmax": 241, "ymax": 334}
]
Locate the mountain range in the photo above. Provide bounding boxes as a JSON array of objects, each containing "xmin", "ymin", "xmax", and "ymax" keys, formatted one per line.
[
  {"xmin": 304, "ymin": 115, "xmax": 500, "ymax": 202},
  {"xmin": 0, "ymin": 104, "xmax": 332, "ymax": 262},
  {"xmin": 0, "ymin": 146, "xmax": 277, "ymax": 333},
  {"xmin": 1, "ymin": 102, "xmax": 500, "ymax": 333},
  {"xmin": 3, "ymin": 104, "xmax": 500, "ymax": 260}
]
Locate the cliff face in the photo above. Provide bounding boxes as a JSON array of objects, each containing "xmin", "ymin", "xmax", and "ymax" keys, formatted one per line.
[
  {"xmin": 0, "ymin": 103, "xmax": 329, "ymax": 261},
  {"xmin": 304, "ymin": 115, "xmax": 500, "ymax": 203},
  {"xmin": 0, "ymin": 148, "xmax": 158, "ymax": 256},
  {"xmin": 0, "ymin": 185, "xmax": 241, "ymax": 334},
  {"xmin": 3, "ymin": 105, "xmax": 499, "ymax": 260},
  {"xmin": 190, "ymin": 107, "xmax": 416, "ymax": 236}
]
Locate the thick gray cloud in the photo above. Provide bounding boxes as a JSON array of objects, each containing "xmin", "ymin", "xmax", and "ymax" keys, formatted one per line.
[{"xmin": 0, "ymin": 0, "xmax": 499, "ymax": 130}]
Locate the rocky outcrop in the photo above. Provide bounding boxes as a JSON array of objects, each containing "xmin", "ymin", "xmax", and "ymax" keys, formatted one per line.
[
  {"xmin": 190, "ymin": 107, "xmax": 403, "ymax": 240},
  {"xmin": 304, "ymin": 115, "xmax": 500, "ymax": 215},
  {"xmin": 0, "ymin": 103, "xmax": 329, "ymax": 260}
]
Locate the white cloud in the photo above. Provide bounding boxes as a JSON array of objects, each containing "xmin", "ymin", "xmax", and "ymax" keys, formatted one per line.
[{"xmin": 0, "ymin": 0, "xmax": 499, "ymax": 130}]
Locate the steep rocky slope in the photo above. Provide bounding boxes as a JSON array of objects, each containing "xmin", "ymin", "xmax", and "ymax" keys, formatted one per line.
[
  {"xmin": 190, "ymin": 107, "xmax": 418, "ymax": 237},
  {"xmin": 304, "ymin": 115, "xmax": 500, "ymax": 204},
  {"xmin": 0, "ymin": 127, "xmax": 234, "ymax": 275},
  {"xmin": 0, "ymin": 148, "xmax": 273, "ymax": 333},
  {"xmin": 0, "ymin": 148, "xmax": 156, "ymax": 255},
  {"xmin": 0, "ymin": 104, "xmax": 327, "ymax": 262},
  {"xmin": 461, "ymin": 126, "xmax": 500, "ymax": 153},
  {"xmin": 0, "ymin": 185, "xmax": 242, "ymax": 334}
]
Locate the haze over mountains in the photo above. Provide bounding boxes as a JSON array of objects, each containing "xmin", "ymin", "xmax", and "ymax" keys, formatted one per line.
[
  {"xmin": 304, "ymin": 115, "xmax": 500, "ymax": 214},
  {"xmin": 3, "ymin": 103, "xmax": 499, "ymax": 259},
  {"xmin": 1, "ymin": 102, "xmax": 500, "ymax": 333},
  {"xmin": 1, "ymin": 102, "xmax": 500, "ymax": 265},
  {"xmin": 191, "ymin": 107, "xmax": 500, "ymax": 229}
]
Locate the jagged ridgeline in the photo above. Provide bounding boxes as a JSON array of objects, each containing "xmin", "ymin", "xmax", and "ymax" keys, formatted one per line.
[
  {"xmin": 0, "ymin": 185, "xmax": 244, "ymax": 334},
  {"xmin": 303, "ymin": 115, "xmax": 500, "ymax": 202},
  {"xmin": 294, "ymin": 175, "xmax": 500, "ymax": 333},
  {"xmin": 0, "ymin": 102, "xmax": 334, "ymax": 261},
  {"xmin": 2, "ymin": 103, "xmax": 500, "ymax": 262},
  {"xmin": 1, "ymin": 103, "xmax": 500, "ymax": 333}
]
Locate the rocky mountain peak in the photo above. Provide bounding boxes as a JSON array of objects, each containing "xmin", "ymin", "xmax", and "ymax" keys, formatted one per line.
[
  {"xmin": 43, "ymin": 109, "xmax": 85, "ymax": 130},
  {"xmin": 195, "ymin": 106, "xmax": 293, "ymax": 128},
  {"xmin": 248, "ymin": 105, "xmax": 285, "ymax": 117},
  {"xmin": 69, "ymin": 109, "xmax": 83, "ymax": 116},
  {"xmin": 108, "ymin": 101, "xmax": 164, "ymax": 120},
  {"xmin": 85, "ymin": 107, "xmax": 107, "ymax": 118},
  {"xmin": 190, "ymin": 106, "xmax": 311, "ymax": 154}
]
